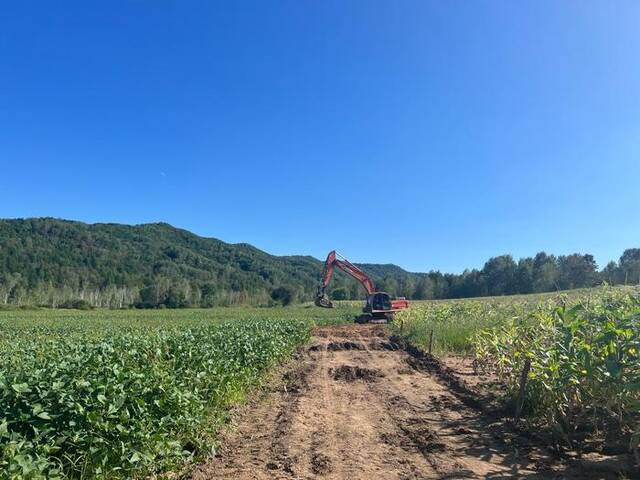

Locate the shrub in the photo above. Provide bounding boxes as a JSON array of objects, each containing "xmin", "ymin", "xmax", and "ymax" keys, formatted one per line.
[
  {"xmin": 331, "ymin": 288, "xmax": 348, "ymax": 301},
  {"xmin": 59, "ymin": 299, "xmax": 94, "ymax": 310},
  {"xmin": 271, "ymin": 286, "xmax": 297, "ymax": 306}
]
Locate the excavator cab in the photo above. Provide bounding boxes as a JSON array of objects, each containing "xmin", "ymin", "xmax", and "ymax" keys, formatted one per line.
[
  {"xmin": 363, "ymin": 292, "xmax": 398, "ymax": 322},
  {"xmin": 365, "ymin": 292, "xmax": 393, "ymax": 313}
]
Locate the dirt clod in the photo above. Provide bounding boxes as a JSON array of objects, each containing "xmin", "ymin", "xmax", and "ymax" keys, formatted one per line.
[
  {"xmin": 310, "ymin": 453, "xmax": 332, "ymax": 474},
  {"xmin": 327, "ymin": 341, "xmax": 364, "ymax": 351},
  {"xmin": 330, "ymin": 365, "xmax": 383, "ymax": 382},
  {"xmin": 369, "ymin": 340, "xmax": 401, "ymax": 351}
]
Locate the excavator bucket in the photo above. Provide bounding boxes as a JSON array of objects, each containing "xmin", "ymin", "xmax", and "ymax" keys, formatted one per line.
[{"xmin": 314, "ymin": 293, "xmax": 333, "ymax": 308}]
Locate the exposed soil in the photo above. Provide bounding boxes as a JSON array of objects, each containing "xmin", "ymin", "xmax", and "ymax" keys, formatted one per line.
[
  {"xmin": 192, "ymin": 324, "xmax": 637, "ymax": 480},
  {"xmin": 330, "ymin": 365, "xmax": 383, "ymax": 382}
]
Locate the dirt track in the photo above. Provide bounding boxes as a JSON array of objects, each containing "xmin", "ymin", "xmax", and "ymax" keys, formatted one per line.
[{"xmin": 192, "ymin": 325, "xmax": 632, "ymax": 480}]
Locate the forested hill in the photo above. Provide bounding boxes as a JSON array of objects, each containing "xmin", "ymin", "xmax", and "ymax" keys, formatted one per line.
[
  {"xmin": 0, "ymin": 218, "xmax": 639, "ymax": 308},
  {"xmin": 0, "ymin": 218, "xmax": 330, "ymax": 308},
  {"xmin": 0, "ymin": 218, "xmax": 415, "ymax": 308}
]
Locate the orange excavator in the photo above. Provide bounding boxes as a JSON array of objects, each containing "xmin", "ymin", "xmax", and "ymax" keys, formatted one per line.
[{"xmin": 314, "ymin": 250, "xmax": 410, "ymax": 322}]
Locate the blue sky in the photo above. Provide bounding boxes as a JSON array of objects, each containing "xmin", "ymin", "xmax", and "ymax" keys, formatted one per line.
[{"xmin": 1, "ymin": 1, "xmax": 639, "ymax": 273}]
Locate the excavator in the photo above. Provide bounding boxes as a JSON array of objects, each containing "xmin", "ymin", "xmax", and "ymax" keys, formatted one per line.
[{"xmin": 314, "ymin": 250, "xmax": 410, "ymax": 322}]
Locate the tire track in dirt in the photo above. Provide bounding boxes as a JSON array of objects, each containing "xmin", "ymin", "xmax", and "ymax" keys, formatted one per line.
[
  {"xmin": 355, "ymin": 329, "xmax": 476, "ymax": 479},
  {"xmin": 191, "ymin": 324, "xmax": 625, "ymax": 480},
  {"xmin": 356, "ymin": 329, "xmax": 515, "ymax": 478},
  {"xmin": 296, "ymin": 337, "xmax": 343, "ymax": 478}
]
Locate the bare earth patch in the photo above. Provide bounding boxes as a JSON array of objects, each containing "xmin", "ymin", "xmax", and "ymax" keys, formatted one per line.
[{"xmin": 191, "ymin": 324, "xmax": 637, "ymax": 480}]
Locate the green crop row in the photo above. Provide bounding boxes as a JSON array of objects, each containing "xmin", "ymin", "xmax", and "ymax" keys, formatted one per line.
[
  {"xmin": 0, "ymin": 316, "xmax": 311, "ymax": 479},
  {"xmin": 0, "ymin": 303, "xmax": 359, "ymax": 332},
  {"xmin": 473, "ymin": 288, "xmax": 640, "ymax": 457},
  {"xmin": 392, "ymin": 297, "xmax": 537, "ymax": 354},
  {"xmin": 393, "ymin": 287, "xmax": 639, "ymax": 460}
]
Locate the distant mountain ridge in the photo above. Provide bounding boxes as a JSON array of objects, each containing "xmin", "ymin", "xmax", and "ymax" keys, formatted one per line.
[
  {"xmin": 0, "ymin": 218, "xmax": 638, "ymax": 308},
  {"xmin": 0, "ymin": 218, "xmax": 416, "ymax": 308}
]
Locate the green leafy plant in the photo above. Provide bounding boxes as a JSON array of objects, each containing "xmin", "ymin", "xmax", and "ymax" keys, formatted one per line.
[
  {"xmin": 473, "ymin": 288, "xmax": 640, "ymax": 454},
  {"xmin": 0, "ymin": 309, "xmax": 320, "ymax": 478}
]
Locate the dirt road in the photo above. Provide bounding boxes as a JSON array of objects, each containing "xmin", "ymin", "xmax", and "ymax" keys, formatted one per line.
[{"xmin": 192, "ymin": 325, "xmax": 631, "ymax": 479}]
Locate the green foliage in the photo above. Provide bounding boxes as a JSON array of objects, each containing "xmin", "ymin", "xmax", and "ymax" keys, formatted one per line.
[
  {"xmin": 394, "ymin": 287, "xmax": 640, "ymax": 457},
  {"xmin": 0, "ymin": 218, "xmax": 638, "ymax": 308},
  {"xmin": 270, "ymin": 286, "xmax": 297, "ymax": 306},
  {"xmin": 483, "ymin": 255, "xmax": 518, "ymax": 296},
  {"xmin": 0, "ymin": 307, "xmax": 341, "ymax": 478},
  {"xmin": 330, "ymin": 287, "xmax": 347, "ymax": 301},
  {"xmin": 473, "ymin": 288, "xmax": 640, "ymax": 452},
  {"xmin": 0, "ymin": 219, "xmax": 352, "ymax": 308},
  {"xmin": 392, "ymin": 296, "xmax": 533, "ymax": 354},
  {"xmin": 620, "ymin": 249, "xmax": 640, "ymax": 285},
  {"xmin": 58, "ymin": 299, "xmax": 93, "ymax": 310}
]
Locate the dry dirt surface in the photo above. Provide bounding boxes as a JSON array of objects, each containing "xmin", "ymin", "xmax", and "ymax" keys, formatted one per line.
[{"xmin": 192, "ymin": 325, "xmax": 635, "ymax": 480}]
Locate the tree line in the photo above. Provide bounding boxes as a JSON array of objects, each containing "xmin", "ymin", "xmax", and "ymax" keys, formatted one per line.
[
  {"xmin": 0, "ymin": 218, "xmax": 356, "ymax": 308},
  {"xmin": 358, "ymin": 249, "xmax": 640, "ymax": 301},
  {"xmin": 0, "ymin": 218, "xmax": 638, "ymax": 308}
]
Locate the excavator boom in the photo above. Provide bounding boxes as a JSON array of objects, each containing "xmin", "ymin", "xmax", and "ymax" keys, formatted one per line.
[{"xmin": 316, "ymin": 251, "xmax": 374, "ymax": 307}]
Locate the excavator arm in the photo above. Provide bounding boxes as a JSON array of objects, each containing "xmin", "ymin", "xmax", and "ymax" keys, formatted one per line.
[{"xmin": 315, "ymin": 250, "xmax": 375, "ymax": 308}]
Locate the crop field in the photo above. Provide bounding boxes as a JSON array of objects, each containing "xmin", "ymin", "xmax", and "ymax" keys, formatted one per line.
[
  {"xmin": 392, "ymin": 286, "xmax": 640, "ymax": 353},
  {"xmin": 394, "ymin": 286, "xmax": 640, "ymax": 467},
  {"xmin": 1, "ymin": 290, "xmax": 638, "ymax": 479},
  {"xmin": 0, "ymin": 305, "xmax": 359, "ymax": 478}
]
